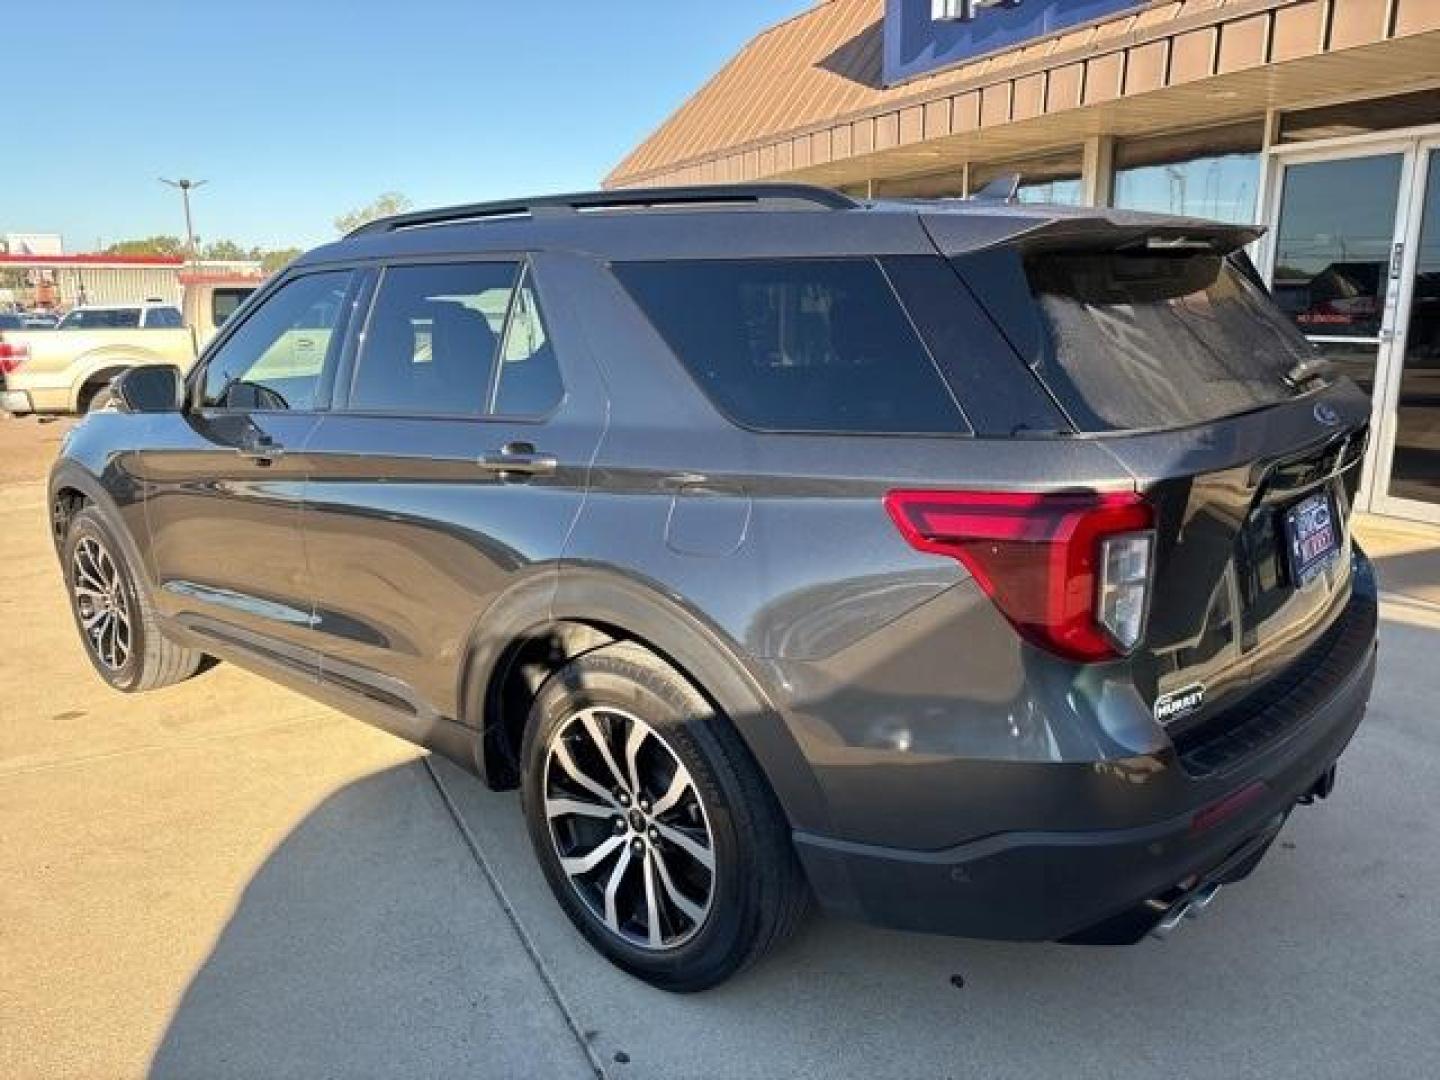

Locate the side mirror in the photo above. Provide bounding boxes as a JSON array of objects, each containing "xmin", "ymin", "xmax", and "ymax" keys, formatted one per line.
[{"xmin": 113, "ymin": 364, "xmax": 184, "ymax": 413}]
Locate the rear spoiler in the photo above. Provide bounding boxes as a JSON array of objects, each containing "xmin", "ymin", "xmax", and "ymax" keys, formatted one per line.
[{"xmin": 921, "ymin": 206, "xmax": 1263, "ymax": 258}]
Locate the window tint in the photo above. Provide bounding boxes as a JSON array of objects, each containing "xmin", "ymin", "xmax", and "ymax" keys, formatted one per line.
[
  {"xmin": 349, "ymin": 262, "xmax": 518, "ymax": 415},
  {"xmin": 492, "ymin": 271, "xmax": 562, "ymax": 416},
  {"xmin": 211, "ymin": 287, "xmax": 254, "ymax": 328},
  {"xmin": 1024, "ymin": 253, "xmax": 1315, "ymax": 431},
  {"xmin": 145, "ymin": 306, "xmax": 182, "ymax": 328},
  {"xmin": 614, "ymin": 259, "xmax": 965, "ymax": 434},
  {"xmin": 202, "ymin": 270, "xmax": 355, "ymax": 411}
]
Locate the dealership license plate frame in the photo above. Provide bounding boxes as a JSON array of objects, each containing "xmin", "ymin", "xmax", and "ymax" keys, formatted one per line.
[{"xmin": 1284, "ymin": 489, "xmax": 1341, "ymax": 587}]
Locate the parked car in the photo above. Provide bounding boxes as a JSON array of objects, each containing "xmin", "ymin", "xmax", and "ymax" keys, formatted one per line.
[
  {"xmin": 1, "ymin": 286, "xmax": 254, "ymax": 414},
  {"xmin": 48, "ymin": 185, "xmax": 1377, "ymax": 991},
  {"xmin": 0, "ymin": 312, "xmax": 22, "ymax": 331}
]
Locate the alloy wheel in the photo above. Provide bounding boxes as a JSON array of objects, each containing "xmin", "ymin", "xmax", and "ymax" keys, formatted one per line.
[
  {"xmin": 542, "ymin": 706, "xmax": 716, "ymax": 950},
  {"xmin": 71, "ymin": 535, "xmax": 131, "ymax": 671}
]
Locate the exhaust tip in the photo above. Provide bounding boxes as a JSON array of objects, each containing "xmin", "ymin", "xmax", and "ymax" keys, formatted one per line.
[{"xmin": 1149, "ymin": 884, "xmax": 1222, "ymax": 940}]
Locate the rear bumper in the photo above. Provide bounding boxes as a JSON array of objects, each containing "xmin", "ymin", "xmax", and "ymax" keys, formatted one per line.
[{"xmin": 793, "ymin": 584, "xmax": 1377, "ymax": 943}]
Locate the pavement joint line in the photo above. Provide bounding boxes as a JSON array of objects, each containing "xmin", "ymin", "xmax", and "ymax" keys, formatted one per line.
[{"xmin": 423, "ymin": 755, "xmax": 608, "ymax": 1080}]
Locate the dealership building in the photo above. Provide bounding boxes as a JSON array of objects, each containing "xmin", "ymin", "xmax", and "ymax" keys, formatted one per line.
[{"xmin": 609, "ymin": 0, "xmax": 1440, "ymax": 525}]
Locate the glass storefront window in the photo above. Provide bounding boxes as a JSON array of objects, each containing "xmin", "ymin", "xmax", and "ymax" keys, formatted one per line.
[
  {"xmin": 1015, "ymin": 177, "xmax": 1082, "ymax": 206},
  {"xmin": 1113, "ymin": 123, "xmax": 1264, "ymax": 225},
  {"xmin": 1390, "ymin": 149, "xmax": 1440, "ymax": 507},
  {"xmin": 1113, "ymin": 152, "xmax": 1261, "ymax": 224}
]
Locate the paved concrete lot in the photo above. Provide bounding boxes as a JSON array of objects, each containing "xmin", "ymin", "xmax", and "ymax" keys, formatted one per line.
[{"xmin": 2, "ymin": 412, "xmax": 1438, "ymax": 1078}]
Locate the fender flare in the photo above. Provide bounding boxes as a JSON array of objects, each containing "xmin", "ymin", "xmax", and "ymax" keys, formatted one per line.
[
  {"xmin": 459, "ymin": 564, "xmax": 832, "ymax": 835},
  {"xmin": 47, "ymin": 460, "xmax": 153, "ymax": 585}
]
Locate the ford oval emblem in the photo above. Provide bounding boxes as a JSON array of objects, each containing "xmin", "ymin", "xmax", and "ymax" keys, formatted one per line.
[{"xmin": 1314, "ymin": 402, "xmax": 1340, "ymax": 427}]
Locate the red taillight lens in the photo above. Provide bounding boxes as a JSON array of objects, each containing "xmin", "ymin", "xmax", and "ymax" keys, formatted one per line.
[
  {"xmin": 0, "ymin": 341, "xmax": 29, "ymax": 374},
  {"xmin": 884, "ymin": 489, "xmax": 1155, "ymax": 662}
]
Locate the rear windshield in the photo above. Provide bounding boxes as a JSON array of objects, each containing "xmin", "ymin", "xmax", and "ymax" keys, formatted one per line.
[
  {"xmin": 614, "ymin": 258, "xmax": 968, "ymax": 434},
  {"xmin": 1026, "ymin": 253, "xmax": 1317, "ymax": 431}
]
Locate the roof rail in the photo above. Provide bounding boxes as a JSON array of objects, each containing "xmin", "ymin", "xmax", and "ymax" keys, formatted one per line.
[{"xmin": 345, "ymin": 184, "xmax": 858, "ymax": 237}]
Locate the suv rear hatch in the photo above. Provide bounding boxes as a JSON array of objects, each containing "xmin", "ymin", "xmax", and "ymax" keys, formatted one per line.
[{"xmin": 926, "ymin": 208, "xmax": 1372, "ymax": 771}]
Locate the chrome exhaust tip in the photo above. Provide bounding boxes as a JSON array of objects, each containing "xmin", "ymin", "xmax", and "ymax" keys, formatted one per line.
[{"xmin": 1149, "ymin": 884, "xmax": 1222, "ymax": 940}]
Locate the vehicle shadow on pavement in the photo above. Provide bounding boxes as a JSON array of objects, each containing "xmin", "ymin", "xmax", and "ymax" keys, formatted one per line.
[
  {"xmin": 151, "ymin": 611, "xmax": 1440, "ymax": 1080},
  {"xmin": 146, "ymin": 758, "xmax": 597, "ymax": 1080}
]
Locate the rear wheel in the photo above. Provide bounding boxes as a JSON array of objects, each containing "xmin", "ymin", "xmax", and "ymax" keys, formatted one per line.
[
  {"xmin": 62, "ymin": 507, "xmax": 203, "ymax": 691},
  {"xmin": 520, "ymin": 641, "xmax": 808, "ymax": 991}
]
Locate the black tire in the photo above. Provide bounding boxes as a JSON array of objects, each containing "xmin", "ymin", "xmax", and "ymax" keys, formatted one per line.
[
  {"xmin": 84, "ymin": 385, "xmax": 116, "ymax": 413},
  {"xmin": 520, "ymin": 641, "xmax": 809, "ymax": 992},
  {"xmin": 62, "ymin": 506, "xmax": 204, "ymax": 692}
]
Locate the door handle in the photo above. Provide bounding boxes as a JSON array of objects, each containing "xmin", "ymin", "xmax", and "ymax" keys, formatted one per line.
[
  {"xmin": 480, "ymin": 441, "xmax": 557, "ymax": 478},
  {"xmin": 237, "ymin": 429, "xmax": 285, "ymax": 464}
]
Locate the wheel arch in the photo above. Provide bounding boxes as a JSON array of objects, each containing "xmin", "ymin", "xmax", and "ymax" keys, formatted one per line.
[{"xmin": 460, "ymin": 566, "xmax": 831, "ymax": 835}]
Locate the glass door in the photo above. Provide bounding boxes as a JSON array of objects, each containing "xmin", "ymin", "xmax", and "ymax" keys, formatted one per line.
[
  {"xmin": 1267, "ymin": 144, "xmax": 1413, "ymax": 508},
  {"xmin": 1373, "ymin": 142, "xmax": 1440, "ymax": 521}
]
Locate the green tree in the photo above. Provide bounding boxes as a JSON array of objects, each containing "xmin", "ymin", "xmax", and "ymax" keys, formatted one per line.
[
  {"xmin": 202, "ymin": 239, "xmax": 249, "ymax": 261},
  {"xmin": 259, "ymin": 247, "xmax": 303, "ymax": 275},
  {"xmin": 104, "ymin": 235, "xmax": 185, "ymax": 257},
  {"xmin": 334, "ymin": 192, "xmax": 411, "ymax": 235}
]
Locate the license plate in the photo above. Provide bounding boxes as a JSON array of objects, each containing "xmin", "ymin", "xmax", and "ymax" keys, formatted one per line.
[{"xmin": 1285, "ymin": 491, "xmax": 1340, "ymax": 587}]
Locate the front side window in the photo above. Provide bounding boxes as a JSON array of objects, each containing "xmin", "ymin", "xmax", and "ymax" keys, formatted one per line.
[
  {"xmin": 614, "ymin": 258, "xmax": 965, "ymax": 434},
  {"xmin": 201, "ymin": 270, "xmax": 355, "ymax": 411}
]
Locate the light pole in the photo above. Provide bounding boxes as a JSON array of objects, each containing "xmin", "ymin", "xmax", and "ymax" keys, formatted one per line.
[{"xmin": 159, "ymin": 177, "xmax": 207, "ymax": 264}]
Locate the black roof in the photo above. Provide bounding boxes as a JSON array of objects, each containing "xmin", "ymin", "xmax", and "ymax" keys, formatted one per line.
[{"xmin": 296, "ymin": 183, "xmax": 1261, "ymax": 269}]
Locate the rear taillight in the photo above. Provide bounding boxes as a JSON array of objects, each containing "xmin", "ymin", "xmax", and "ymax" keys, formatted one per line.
[
  {"xmin": 884, "ymin": 489, "xmax": 1155, "ymax": 662},
  {"xmin": 0, "ymin": 341, "xmax": 29, "ymax": 374}
]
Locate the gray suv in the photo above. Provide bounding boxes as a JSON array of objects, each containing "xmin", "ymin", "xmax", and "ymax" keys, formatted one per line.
[{"xmin": 49, "ymin": 185, "xmax": 1377, "ymax": 990}]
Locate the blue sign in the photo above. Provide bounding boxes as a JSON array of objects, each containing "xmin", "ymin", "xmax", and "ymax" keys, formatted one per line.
[{"xmin": 884, "ymin": 0, "xmax": 1146, "ymax": 85}]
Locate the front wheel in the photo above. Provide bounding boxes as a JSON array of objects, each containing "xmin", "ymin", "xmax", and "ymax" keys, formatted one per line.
[
  {"xmin": 520, "ymin": 641, "xmax": 808, "ymax": 991},
  {"xmin": 62, "ymin": 506, "xmax": 204, "ymax": 691}
]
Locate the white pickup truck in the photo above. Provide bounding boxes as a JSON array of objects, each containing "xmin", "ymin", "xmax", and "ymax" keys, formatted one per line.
[{"xmin": 0, "ymin": 282, "xmax": 258, "ymax": 414}]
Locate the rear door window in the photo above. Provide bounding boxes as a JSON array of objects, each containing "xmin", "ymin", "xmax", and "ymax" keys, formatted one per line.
[
  {"xmin": 347, "ymin": 261, "xmax": 519, "ymax": 416},
  {"xmin": 1020, "ymin": 252, "xmax": 1317, "ymax": 431},
  {"xmin": 614, "ymin": 258, "xmax": 968, "ymax": 434}
]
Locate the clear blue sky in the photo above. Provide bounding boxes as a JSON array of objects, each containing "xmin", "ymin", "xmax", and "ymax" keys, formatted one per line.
[{"xmin": 5, "ymin": 0, "xmax": 808, "ymax": 252}]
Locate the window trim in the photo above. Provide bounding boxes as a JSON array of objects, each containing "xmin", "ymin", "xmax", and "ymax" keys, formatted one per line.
[
  {"xmin": 331, "ymin": 254, "xmax": 566, "ymax": 423},
  {"xmin": 188, "ymin": 266, "xmax": 364, "ymax": 415}
]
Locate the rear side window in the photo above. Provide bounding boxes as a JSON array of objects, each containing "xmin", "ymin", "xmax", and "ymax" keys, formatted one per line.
[
  {"xmin": 144, "ymin": 306, "xmax": 182, "ymax": 328},
  {"xmin": 1024, "ymin": 253, "xmax": 1316, "ymax": 431},
  {"xmin": 212, "ymin": 288, "xmax": 253, "ymax": 328},
  {"xmin": 615, "ymin": 258, "xmax": 967, "ymax": 434}
]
